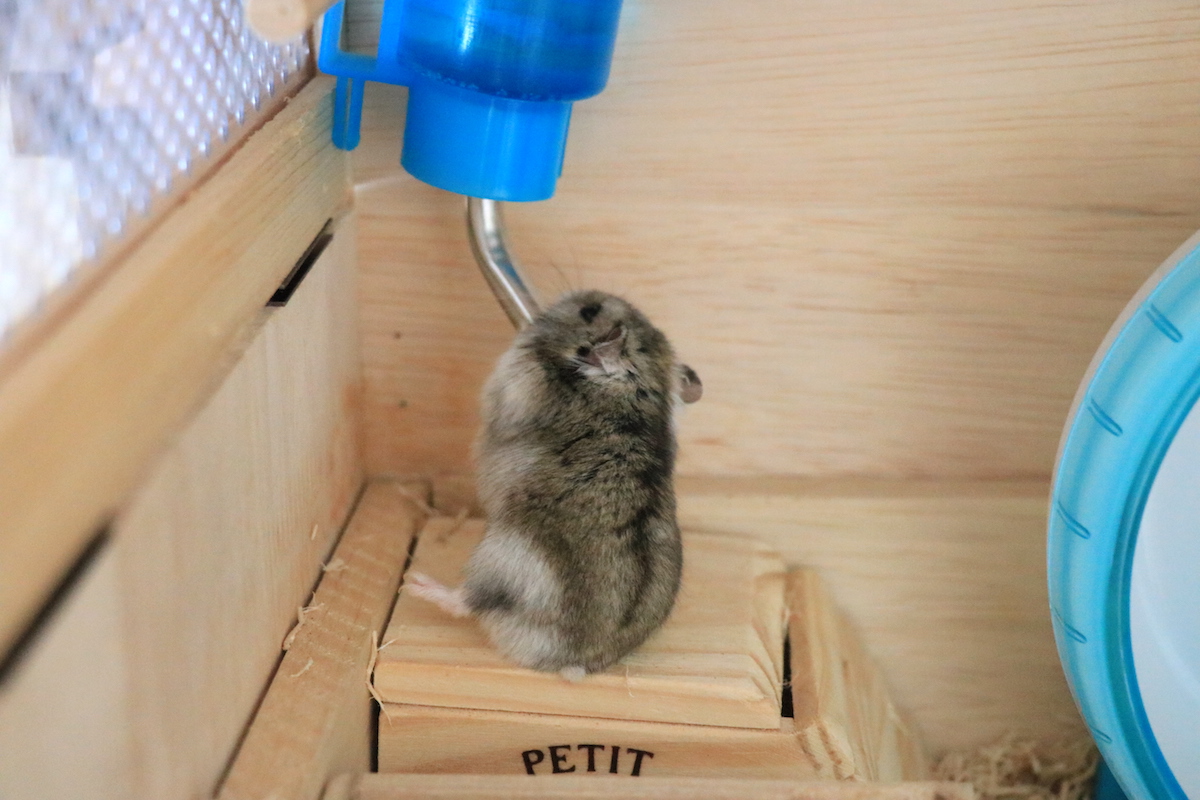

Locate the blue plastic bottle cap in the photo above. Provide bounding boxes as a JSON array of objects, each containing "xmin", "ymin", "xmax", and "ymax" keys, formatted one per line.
[{"xmin": 402, "ymin": 77, "xmax": 572, "ymax": 202}]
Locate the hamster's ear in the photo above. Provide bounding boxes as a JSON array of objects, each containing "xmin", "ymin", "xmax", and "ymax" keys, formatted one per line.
[{"xmin": 677, "ymin": 364, "xmax": 702, "ymax": 404}]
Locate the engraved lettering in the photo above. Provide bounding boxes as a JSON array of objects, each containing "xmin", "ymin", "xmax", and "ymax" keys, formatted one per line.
[
  {"xmin": 521, "ymin": 749, "xmax": 545, "ymax": 775},
  {"xmin": 627, "ymin": 748, "xmax": 654, "ymax": 776},
  {"xmin": 522, "ymin": 743, "xmax": 655, "ymax": 776},
  {"xmin": 548, "ymin": 744, "xmax": 576, "ymax": 774},
  {"xmin": 577, "ymin": 744, "xmax": 604, "ymax": 772}
]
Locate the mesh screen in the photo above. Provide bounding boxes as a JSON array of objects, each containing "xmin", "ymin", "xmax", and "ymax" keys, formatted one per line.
[{"xmin": 0, "ymin": 0, "xmax": 310, "ymax": 343}]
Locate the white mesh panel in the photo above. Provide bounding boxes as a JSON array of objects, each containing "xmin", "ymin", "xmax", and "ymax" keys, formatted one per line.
[{"xmin": 0, "ymin": 0, "xmax": 310, "ymax": 342}]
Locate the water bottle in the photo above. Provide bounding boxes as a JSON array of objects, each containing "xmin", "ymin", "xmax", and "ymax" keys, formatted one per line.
[{"xmin": 318, "ymin": 0, "xmax": 626, "ymax": 201}]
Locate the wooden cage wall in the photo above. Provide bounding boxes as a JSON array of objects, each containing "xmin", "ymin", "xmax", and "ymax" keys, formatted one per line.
[{"xmin": 3, "ymin": 2, "xmax": 1200, "ymax": 798}]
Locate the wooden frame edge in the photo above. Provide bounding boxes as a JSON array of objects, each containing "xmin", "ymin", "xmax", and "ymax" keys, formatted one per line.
[
  {"xmin": 0, "ymin": 76, "xmax": 351, "ymax": 656},
  {"xmin": 218, "ymin": 479, "xmax": 429, "ymax": 800},
  {"xmin": 333, "ymin": 774, "xmax": 976, "ymax": 800}
]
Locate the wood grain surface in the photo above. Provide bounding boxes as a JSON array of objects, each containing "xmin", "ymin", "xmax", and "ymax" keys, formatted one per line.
[
  {"xmin": 426, "ymin": 476, "xmax": 1075, "ymax": 754},
  {"xmin": 377, "ymin": 520, "xmax": 786, "ymax": 730},
  {"xmin": 331, "ymin": 773, "xmax": 975, "ymax": 800},
  {"xmin": 344, "ymin": 2, "xmax": 1183, "ymax": 751},
  {"xmin": 786, "ymin": 570, "xmax": 926, "ymax": 781},
  {"xmin": 0, "ymin": 547, "xmax": 136, "ymax": 800},
  {"xmin": 114, "ymin": 222, "xmax": 365, "ymax": 800},
  {"xmin": 0, "ymin": 217, "xmax": 365, "ymax": 800},
  {"xmin": 675, "ymin": 478, "xmax": 1080, "ymax": 753},
  {"xmin": 351, "ymin": 1, "xmax": 1200, "ymax": 480},
  {"xmin": 218, "ymin": 480, "xmax": 425, "ymax": 800},
  {"xmin": 378, "ymin": 569, "xmax": 923, "ymax": 781},
  {"xmin": 0, "ymin": 78, "xmax": 350, "ymax": 656}
]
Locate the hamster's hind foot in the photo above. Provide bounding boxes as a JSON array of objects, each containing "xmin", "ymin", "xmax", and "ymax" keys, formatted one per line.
[
  {"xmin": 559, "ymin": 666, "xmax": 587, "ymax": 682},
  {"xmin": 406, "ymin": 571, "xmax": 472, "ymax": 618}
]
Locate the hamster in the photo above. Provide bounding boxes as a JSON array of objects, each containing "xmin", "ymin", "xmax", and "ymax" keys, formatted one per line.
[{"xmin": 408, "ymin": 289, "xmax": 701, "ymax": 678}]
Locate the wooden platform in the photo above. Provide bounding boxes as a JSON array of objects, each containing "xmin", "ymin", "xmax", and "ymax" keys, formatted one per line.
[
  {"xmin": 376, "ymin": 518, "xmax": 787, "ymax": 729},
  {"xmin": 213, "ymin": 483, "xmax": 938, "ymax": 795},
  {"xmin": 376, "ymin": 513, "xmax": 927, "ymax": 780},
  {"xmin": 324, "ymin": 774, "xmax": 976, "ymax": 800}
]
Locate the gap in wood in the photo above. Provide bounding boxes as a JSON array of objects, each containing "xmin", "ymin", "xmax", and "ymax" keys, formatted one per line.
[
  {"xmin": 0, "ymin": 525, "xmax": 110, "ymax": 688},
  {"xmin": 268, "ymin": 219, "xmax": 335, "ymax": 307},
  {"xmin": 368, "ymin": 489, "xmax": 426, "ymax": 774},
  {"xmin": 780, "ymin": 633, "xmax": 793, "ymax": 720},
  {"xmin": 369, "ymin": 699, "xmax": 380, "ymax": 774}
]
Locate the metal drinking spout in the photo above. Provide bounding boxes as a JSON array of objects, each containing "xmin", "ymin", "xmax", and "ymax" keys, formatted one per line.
[{"xmin": 467, "ymin": 197, "xmax": 541, "ymax": 330}]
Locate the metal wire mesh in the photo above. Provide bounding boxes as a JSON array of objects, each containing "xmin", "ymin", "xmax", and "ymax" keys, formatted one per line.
[{"xmin": 0, "ymin": 0, "xmax": 310, "ymax": 343}]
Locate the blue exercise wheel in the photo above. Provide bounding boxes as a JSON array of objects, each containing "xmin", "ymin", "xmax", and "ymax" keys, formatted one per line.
[{"xmin": 1050, "ymin": 230, "xmax": 1200, "ymax": 800}]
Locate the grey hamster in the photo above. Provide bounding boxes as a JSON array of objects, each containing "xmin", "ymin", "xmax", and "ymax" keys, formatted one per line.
[{"xmin": 408, "ymin": 289, "xmax": 701, "ymax": 678}]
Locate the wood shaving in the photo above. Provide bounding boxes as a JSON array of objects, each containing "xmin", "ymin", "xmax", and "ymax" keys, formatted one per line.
[
  {"xmin": 394, "ymin": 484, "xmax": 437, "ymax": 515},
  {"xmin": 366, "ymin": 630, "xmax": 393, "ymax": 723},
  {"xmin": 290, "ymin": 657, "xmax": 314, "ymax": 678},
  {"xmin": 282, "ymin": 603, "xmax": 324, "ymax": 651},
  {"xmin": 379, "ymin": 636, "xmax": 401, "ymax": 651},
  {"xmin": 436, "ymin": 508, "xmax": 471, "ymax": 542},
  {"xmin": 310, "ymin": 523, "xmax": 319, "ymax": 541},
  {"xmin": 933, "ymin": 733, "xmax": 1099, "ymax": 800},
  {"xmin": 322, "ymin": 557, "xmax": 348, "ymax": 572}
]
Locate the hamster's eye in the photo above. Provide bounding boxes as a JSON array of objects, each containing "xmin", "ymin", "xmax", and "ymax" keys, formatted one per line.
[
  {"xmin": 579, "ymin": 303, "xmax": 602, "ymax": 323},
  {"xmin": 576, "ymin": 345, "xmax": 592, "ymax": 358}
]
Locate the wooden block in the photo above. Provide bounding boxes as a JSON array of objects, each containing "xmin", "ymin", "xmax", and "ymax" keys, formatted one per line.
[
  {"xmin": 378, "ymin": 703, "xmax": 890, "ymax": 780},
  {"xmin": 376, "ymin": 520, "xmax": 786, "ymax": 730},
  {"xmin": 426, "ymin": 477, "xmax": 1071, "ymax": 753},
  {"xmin": 379, "ymin": 542, "xmax": 924, "ymax": 780},
  {"xmin": 216, "ymin": 480, "xmax": 425, "ymax": 800},
  {"xmin": 674, "ymin": 478, "xmax": 1079, "ymax": 753},
  {"xmin": 787, "ymin": 570, "xmax": 926, "ymax": 781},
  {"xmin": 331, "ymin": 773, "xmax": 975, "ymax": 800},
  {"xmin": 246, "ymin": 0, "xmax": 336, "ymax": 42}
]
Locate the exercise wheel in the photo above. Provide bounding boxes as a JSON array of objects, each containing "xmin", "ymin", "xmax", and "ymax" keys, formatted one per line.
[{"xmin": 1050, "ymin": 230, "xmax": 1200, "ymax": 800}]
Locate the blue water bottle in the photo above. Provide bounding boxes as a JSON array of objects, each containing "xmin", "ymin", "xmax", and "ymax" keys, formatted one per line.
[{"xmin": 318, "ymin": 0, "xmax": 625, "ymax": 201}]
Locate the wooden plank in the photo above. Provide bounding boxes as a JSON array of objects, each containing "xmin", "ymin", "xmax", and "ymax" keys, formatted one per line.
[
  {"xmin": 113, "ymin": 221, "xmax": 365, "ymax": 800},
  {"xmin": 0, "ymin": 77, "xmax": 350, "ymax": 657},
  {"xmin": 353, "ymin": 1, "xmax": 1200, "ymax": 482},
  {"xmin": 217, "ymin": 480, "xmax": 425, "ymax": 800},
  {"xmin": 425, "ymin": 477, "xmax": 1074, "ymax": 754},
  {"xmin": 329, "ymin": 773, "xmax": 976, "ymax": 800},
  {"xmin": 349, "ymin": 6, "xmax": 1196, "ymax": 761},
  {"xmin": 350, "ymin": 1, "xmax": 1200, "ymax": 211},
  {"xmin": 786, "ymin": 570, "xmax": 926, "ymax": 781},
  {"xmin": 356, "ymin": 175, "xmax": 1183, "ymax": 481},
  {"xmin": 673, "ymin": 478, "xmax": 1080, "ymax": 754},
  {"xmin": 378, "ymin": 705, "xmax": 830, "ymax": 779},
  {"xmin": 246, "ymin": 0, "xmax": 336, "ymax": 42},
  {"xmin": 0, "ymin": 546, "xmax": 135, "ymax": 800},
  {"xmin": 377, "ymin": 623, "xmax": 919, "ymax": 780},
  {"xmin": 379, "ymin": 570, "xmax": 921, "ymax": 781},
  {"xmin": 376, "ymin": 520, "xmax": 786, "ymax": 729}
]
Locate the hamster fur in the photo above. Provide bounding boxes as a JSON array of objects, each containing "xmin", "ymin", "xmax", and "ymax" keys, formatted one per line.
[{"xmin": 407, "ymin": 289, "xmax": 701, "ymax": 678}]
